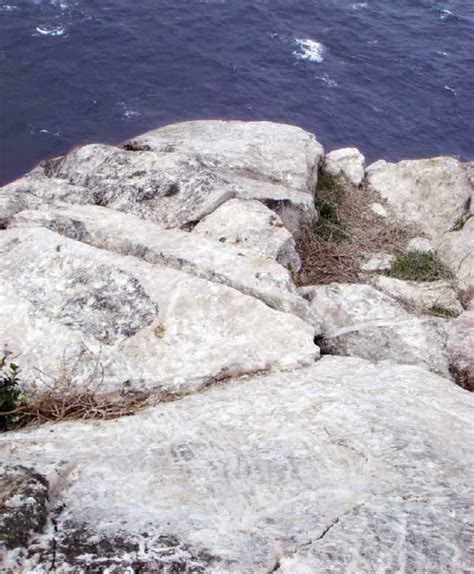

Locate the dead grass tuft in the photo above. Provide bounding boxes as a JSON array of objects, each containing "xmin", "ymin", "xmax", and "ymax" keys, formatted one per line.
[{"xmin": 296, "ymin": 175, "xmax": 417, "ymax": 285}]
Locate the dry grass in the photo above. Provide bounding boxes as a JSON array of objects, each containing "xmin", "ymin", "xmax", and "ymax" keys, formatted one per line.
[
  {"xmin": 1, "ymin": 348, "xmax": 176, "ymax": 430},
  {"xmin": 296, "ymin": 175, "xmax": 417, "ymax": 285}
]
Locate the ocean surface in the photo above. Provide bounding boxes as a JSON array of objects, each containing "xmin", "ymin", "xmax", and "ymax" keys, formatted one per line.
[{"xmin": 1, "ymin": 0, "xmax": 473, "ymax": 185}]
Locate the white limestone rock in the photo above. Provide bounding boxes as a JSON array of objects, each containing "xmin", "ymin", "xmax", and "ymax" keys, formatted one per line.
[
  {"xmin": 0, "ymin": 226, "xmax": 318, "ymax": 395},
  {"xmin": 360, "ymin": 252, "xmax": 394, "ymax": 272},
  {"xmin": 11, "ymin": 205, "xmax": 320, "ymax": 328},
  {"xmin": 300, "ymin": 283, "xmax": 407, "ymax": 336},
  {"xmin": 369, "ymin": 202, "xmax": 388, "ymax": 218},
  {"xmin": 124, "ymin": 120, "xmax": 325, "ymax": 192},
  {"xmin": 375, "ymin": 275, "xmax": 463, "ymax": 317},
  {"xmin": 447, "ymin": 311, "xmax": 474, "ymax": 391},
  {"xmin": 193, "ymin": 198, "xmax": 301, "ymax": 272},
  {"xmin": 1, "ymin": 357, "xmax": 472, "ymax": 572},
  {"xmin": 366, "ymin": 157, "xmax": 473, "ymax": 239},
  {"xmin": 321, "ymin": 317, "xmax": 450, "ymax": 377},
  {"xmin": 407, "ymin": 236, "xmax": 435, "ymax": 253},
  {"xmin": 322, "ymin": 147, "xmax": 365, "ymax": 187},
  {"xmin": 437, "ymin": 216, "xmax": 474, "ymax": 305}
]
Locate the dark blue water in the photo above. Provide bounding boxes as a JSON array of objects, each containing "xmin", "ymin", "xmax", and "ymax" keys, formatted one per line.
[{"xmin": 1, "ymin": 0, "xmax": 473, "ymax": 185}]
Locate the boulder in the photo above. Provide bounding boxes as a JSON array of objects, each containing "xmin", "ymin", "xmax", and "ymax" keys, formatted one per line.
[
  {"xmin": 1, "ymin": 121, "xmax": 322, "ymax": 234},
  {"xmin": 375, "ymin": 275, "xmax": 463, "ymax": 317},
  {"xmin": 11, "ymin": 205, "xmax": 319, "ymax": 327},
  {"xmin": 0, "ymin": 226, "xmax": 318, "ymax": 395},
  {"xmin": 322, "ymin": 147, "xmax": 365, "ymax": 187},
  {"xmin": 193, "ymin": 198, "xmax": 301, "ymax": 272},
  {"xmin": 1, "ymin": 357, "xmax": 472, "ymax": 572},
  {"xmin": 437, "ymin": 216, "xmax": 474, "ymax": 305},
  {"xmin": 124, "ymin": 120, "xmax": 324, "ymax": 192},
  {"xmin": 366, "ymin": 157, "xmax": 473, "ymax": 239},
  {"xmin": 300, "ymin": 283, "xmax": 407, "ymax": 336},
  {"xmin": 369, "ymin": 202, "xmax": 388, "ymax": 218},
  {"xmin": 407, "ymin": 236, "xmax": 435, "ymax": 253},
  {"xmin": 448, "ymin": 311, "xmax": 474, "ymax": 391},
  {"xmin": 321, "ymin": 317, "xmax": 450, "ymax": 377}
]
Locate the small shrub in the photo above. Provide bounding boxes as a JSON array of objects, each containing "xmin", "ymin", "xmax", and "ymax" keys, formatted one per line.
[
  {"xmin": 451, "ymin": 214, "xmax": 472, "ymax": 232},
  {"xmin": 317, "ymin": 173, "xmax": 345, "ymax": 203},
  {"xmin": 429, "ymin": 305, "xmax": 458, "ymax": 319},
  {"xmin": 389, "ymin": 251, "xmax": 451, "ymax": 282},
  {"xmin": 0, "ymin": 357, "xmax": 23, "ymax": 432},
  {"xmin": 314, "ymin": 176, "xmax": 351, "ymax": 244}
]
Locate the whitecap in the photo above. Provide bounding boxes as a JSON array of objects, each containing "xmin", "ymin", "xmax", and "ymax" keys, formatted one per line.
[
  {"xmin": 444, "ymin": 85, "xmax": 457, "ymax": 97},
  {"xmin": 117, "ymin": 102, "xmax": 141, "ymax": 119},
  {"xmin": 294, "ymin": 39, "xmax": 325, "ymax": 63},
  {"xmin": 315, "ymin": 74, "xmax": 338, "ymax": 87},
  {"xmin": 34, "ymin": 25, "xmax": 66, "ymax": 37},
  {"xmin": 351, "ymin": 2, "xmax": 368, "ymax": 10}
]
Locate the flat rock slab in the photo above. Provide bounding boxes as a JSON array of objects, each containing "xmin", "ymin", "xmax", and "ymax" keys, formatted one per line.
[
  {"xmin": 1, "ymin": 357, "xmax": 472, "ymax": 572},
  {"xmin": 11, "ymin": 205, "xmax": 320, "ymax": 329},
  {"xmin": 193, "ymin": 198, "xmax": 301, "ymax": 272},
  {"xmin": 0, "ymin": 227, "xmax": 318, "ymax": 395},
  {"xmin": 366, "ymin": 157, "xmax": 473, "ymax": 239},
  {"xmin": 124, "ymin": 120, "xmax": 324, "ymax": 192}
]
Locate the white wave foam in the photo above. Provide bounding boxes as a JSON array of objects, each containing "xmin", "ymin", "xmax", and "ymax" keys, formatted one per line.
[
  {"xmin": 315, "ymin": 74, "xmax": 338, "ymax": 87},
  {"xmin": 34, "ymin": 25, "xmax": 66, "ymax": 37},
  {"xmin": 294, "ymin": 39, "xmax": 325, "ymax": 63},
  {"xmin": 351, "ymin": 2, "xmax": 368, "ymax": 10}
]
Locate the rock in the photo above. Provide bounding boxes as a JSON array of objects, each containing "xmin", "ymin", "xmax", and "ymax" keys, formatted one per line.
[
  {"xmin": 321, "ymin": 317, "xmax": 450, "ymax": 377},
  {"xmin": 124, "ymin": 120, "xmax": 324, "ymax": 192},
  {"xmin": 366, "ymin": 157, "xmax": 473, "ymax": 239},
  {"xmin": 300, "ymin": 283, "xmax": 407, "ymax": 336},
  {"xmin": 360, "ymin": 253, "xmax": 394, "ymax": 272},
  {"xmin": 0, "ymin": 226, "xmax": 318, "ymax": 395},
  {"xmin": 0, "ymin": 465, "xmax": 49, "ymax": 551},
  {"xmin": 0, "ymin": 357, "xmax": 472, "ymax": 572},
  {"xmin": 322, "ymin": 147, "xmax": 365, "ymax": 187},
  {"xmin": 369, "ymin": 202, "xmax": 388, "ymax": 218},
  {"xmin": 11, "ymin": 205, "xmax": 319, "ymax": 327},
  {"xmin": 193, "ymin": 198, "xmax": 301, "ymax": 272},
  {"xmin": 1, "ymin": 121, "xmax": 322, "ymax": 234},
  {"xmin": 375, "ymin": 275, "xmax": 463, "ymax": 317},
  {"xmin": 407, "ymin": 236, "xmax": 435, "ymax": 253},
  {"xmin": 437, "ymin": 216, "xmax": 474, "ymax": 305},
  {"xmin": 448, "ymin": 311, "xmax": 474, "ymax": 391}
]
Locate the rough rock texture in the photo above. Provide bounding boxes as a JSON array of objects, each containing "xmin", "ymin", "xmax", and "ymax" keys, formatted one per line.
[
  {"xmin": 359, "ymin": 253, "xmax": 394, "ymax": 272},
  {"xmin": 375, "ymin": 275, "xmax": 463, "ymax": 317},
  {"xmin": 322, "ymin": 147, "xmax": 365, "ymax": 187},
  {"xmin": 448, "ymin": 311, "xmax": 474, "ymax": 391},
  {"xmin": 300, "ymin": 283, "xmax": 407, "ymax": 336},
  {"xmin": 437, "ymin": 216, "xmax": 474, "ymax": 305},
  {"xmin": 407, "ymin": 236, "xmax": 435, "ymax": 253},
  {"xmin": 0, "ymin": 121, "xmax": 322, "ymax": 235},
  {"xmin": 321, "ymin": 317, "xmax": 450, "ymax": 377},
  {"xmin": 11, "ymin": 205, "xmax": 318, "ymax": 328},
  {"xmin": 193, "ymin": 198, "xmax": 301, "ymax": 272},
  {"xmin": 0, "ymin": 226, "xmax": 318, "ymax": 394},
  {"xmin": 366, "ymin": 157, "xmax": 473, "ymax": 239},
  {"xmin": 369, "ymin": 202, "xmax": 387, "ymax": 218},
  {"xmin": 0, "ymin": 465, "xmax": 49, "ymax": 552},
  {"xmin": 124, "ymin": 120, "xmax": 324, "ymax": 192},
  {"xmin": 1, "ymin": 357, "xmax": 472, "ymax": 573}
]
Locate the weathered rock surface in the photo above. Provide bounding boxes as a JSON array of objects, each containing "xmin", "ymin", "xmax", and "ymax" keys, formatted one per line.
[
  {"xmin": 0, "ymin": 465, "xmax": 49, "ymax": 552},
  {"xmin": 0, "ymin": 226, "xmax": 318, "ymax": 394},
  {"xmin": 366, "ymin": 157, "xmax": 473, "ymax": 239},
  {"xmin": 407, "ymin": 236, "xmax": 434, "ymax": 253},
  {"xmin": 375, "ymin": 275, "xmax": 463, "ymax": 317},
  {"xmin": 124, "ymin": 120, "xmax": 324, "ymax": 192},
  {"xmin": 193, "ymin": 198, "xmax": 301, "ymax": 271},
  {"xmin": 1, "ymin": 357, "xmax": 472, "ymax": 572},
  {"xmin": 11, "ymin": 205, "xmax": 319, "ymax": 327},
  {"xmin": 321, "ymin": 317, "xmax": 450, "ymax": 377},
  {"xmin": 359, "ymin": 252, "xmax": 394, "ymax": 272},
  {"xmin": 448, "ymin": 311, "xmax": 474, "ymax": 391},
  {"xmin": 437, "ymin": 216, "xmax": 474, "ymax": 305},
  {"xmin": 322, "ymin": 147, "xmax": 365, "ymax": 187},
  {"xmin": 300, "ymin": 283, "xmax": 407, "ymax": 336}
]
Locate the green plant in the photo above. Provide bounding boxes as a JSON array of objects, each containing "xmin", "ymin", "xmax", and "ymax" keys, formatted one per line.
[
  {"xmin": 451, "ymin": 214, "xmax": 472, "ymax": 232},
  {"xmin": 314, "ymin": 176, "xmax": 351, "ymax": 244},
  {"xmin": 389, "ymin": 251, "xmax": 451, "ymax": 282},
  {"xmin": 0, "ymin": 357, "xmax": 23, "ymax": 432},
  {"xmin": 428, "ymin": 305, "xmax": 458, "ymax": 319}
]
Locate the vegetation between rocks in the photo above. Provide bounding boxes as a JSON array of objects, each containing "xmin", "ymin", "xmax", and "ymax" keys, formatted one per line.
[
  {"xmin": 0, "ymin": 357, "xmax": 23, "ymax": 431},
  {"xmin": 389, "ymin": 251, "xmax": 452, "ymax": 282},
  {"xmin": 450, "ymin": 213, "xmax": 472, "ymax": 231},
  {"xmin": 296, "ymin": 173, "xmax": 415, "ymax": 285}
]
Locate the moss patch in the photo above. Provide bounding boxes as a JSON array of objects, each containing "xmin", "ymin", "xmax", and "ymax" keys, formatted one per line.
[
  {"xmin": 389, "ymin": 251, "xmax": 451, "ymax": 282},
  {"xmin": 451, "ymin": 214, "xmax": 472, "ymax": 232}
]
